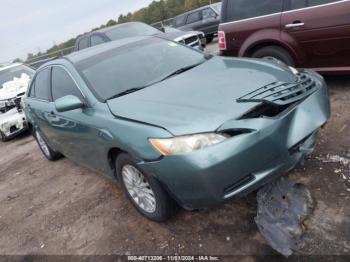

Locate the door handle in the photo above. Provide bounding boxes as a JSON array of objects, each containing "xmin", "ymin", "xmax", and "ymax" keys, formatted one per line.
[{"xmin": 285, "ymin": 22, "xmax": 305, "ymax": 29}]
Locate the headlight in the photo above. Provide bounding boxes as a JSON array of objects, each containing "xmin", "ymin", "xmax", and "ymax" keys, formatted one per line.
[
  {"xmin": 288, "ymin": 66, "xmax": 299, "ymax": 75},
  {"xmin": 149, "ymin": 133, "xmax": 228, "ymax": 156}
]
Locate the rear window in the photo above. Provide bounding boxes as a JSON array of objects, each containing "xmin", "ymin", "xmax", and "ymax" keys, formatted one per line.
[{"xmin": 223, "ymin": 0, "xmax": 283, "ymax": 22}]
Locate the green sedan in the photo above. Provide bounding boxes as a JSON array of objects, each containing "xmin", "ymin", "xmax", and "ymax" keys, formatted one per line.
[{"xmin": 25, "ymin": 36, "xmax": 330, "ymax": 221}]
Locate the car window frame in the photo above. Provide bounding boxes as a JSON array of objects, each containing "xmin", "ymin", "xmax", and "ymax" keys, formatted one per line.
[
  {"xmin": 50, "ymin": 65, "xmax": 87, "ymax": 103},
  {"xmin": 29, "ymin": 66, "xmax": 52, "ymax": 102}
]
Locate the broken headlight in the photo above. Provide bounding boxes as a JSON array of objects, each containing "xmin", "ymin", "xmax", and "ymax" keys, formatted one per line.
[{"xmin": 149, "ymin": 133, "xmax": 228, "ymax": 156}]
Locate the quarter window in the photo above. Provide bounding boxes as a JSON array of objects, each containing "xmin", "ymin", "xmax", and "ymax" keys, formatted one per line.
[
  {"xmin": 91, "ymin": 35, "xmax": 105, "ymax": 46},
  {"xmin": 33, "ymin": 68, "xmax": 50, "ymax": 101},
  {"xmin": 225, "ymin": 0, "xmax": 283, "ymax": 22},
  {"xmin": 78, "ymin": 37, "xmax": 89, "ymax": 50},
  {"xmin": 186, "ymin": 11, "xmax": 201, "ymax": 24},
  {"xmin": 51, "ymin": 67, "xmax": 83, "ymax": 101}
]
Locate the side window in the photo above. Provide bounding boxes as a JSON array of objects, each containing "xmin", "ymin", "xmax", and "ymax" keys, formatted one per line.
[
  {"xmin": 174, "ymin": 15, "xmax": 186, "ymax": 27},
  {"xmin": 51, "ymin": 67, "xmax": 83, "ymax": 101},
  {"xmin": 78, "ymin": 37, "xmax": 89, "ymax": 50},
  {"xmin": 202, "ymin": 8, "xmax": 216, "ymax": 20},
  {"xmin": 186, "ymin": 11, "xmax": 201, "ymax": 24},
  {"xmin": 307, "ymin": 0, "xmax": 339, "ymax": 7},
  {"xmin": 91, "ymin": 35, "xmax": 105, "ymax": 47},
  {"xmin": 33, "ymin": 68, "xmax": 50, "ymax": 101},
  {"xmin": 225, "ymin": 0, "xmax": 283, "ymax": 22},
  {"xmin": 290, "ymin": 0, "xmax": 307, "ymax": 9}
]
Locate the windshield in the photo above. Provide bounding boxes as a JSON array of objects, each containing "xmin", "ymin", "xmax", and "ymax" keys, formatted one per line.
[
  {"xmin": 76, "ymin": 37, "xmax": 206, "ymax": 101},
  {"xmin": 211, "ymin": 3, "xmax": 222, "ymax": 14},
  {"xmin": 0, "ymin": 65, "xmax": 34, "ymax": 89},
  {"xmin": 105, "ymin": 23, "xmax": 161, "ymax": 41}
]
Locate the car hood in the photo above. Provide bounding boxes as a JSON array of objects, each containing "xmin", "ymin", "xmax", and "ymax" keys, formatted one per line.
[{"xmin": 107, "ymin": 57, "xmax": 297, "ymax": 136}]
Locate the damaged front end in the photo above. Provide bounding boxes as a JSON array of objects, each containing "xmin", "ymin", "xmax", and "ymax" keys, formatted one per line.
[
  {"xmin": 0, "ymin": 96, "xmax": 27, "ymax": 141},
  {"xmin": 0, "ymin": 69, "xmax": 32, "ymax": 142}
]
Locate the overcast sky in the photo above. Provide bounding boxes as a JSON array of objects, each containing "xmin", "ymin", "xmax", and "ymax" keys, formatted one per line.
[{"xmin": 0, "ymin": 0, "xmax": 154, "ymax": 62}]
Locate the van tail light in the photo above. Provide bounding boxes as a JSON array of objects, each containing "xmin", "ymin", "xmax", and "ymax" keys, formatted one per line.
[{"xmin": 218, "ymin": 31, "xmax": 226, "ymax": 50}]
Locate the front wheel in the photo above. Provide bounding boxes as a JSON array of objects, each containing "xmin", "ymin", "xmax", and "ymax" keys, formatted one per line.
[
  {"xmin": 116, "ymin": 153, "xmax": 178, "ymax": 221},
  {"xmin": 251, "ymin": 46, "xmax": 295, "ymax": 66},
  {"xmin": 35, "ymin": 130, "xmax": 62, "ymax": 161}
]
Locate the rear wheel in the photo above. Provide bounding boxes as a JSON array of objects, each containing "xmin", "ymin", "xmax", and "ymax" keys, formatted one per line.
[
  {"xmin": 251, "ymin": 46, "xmax": 295, "ymax": 66},
  {"xmin": 116, "ymin": 153, "xmax": 178, "ymax": 221},
  {"xmin": 35, "ymin": 130, "xmax": 62, "ymax": 161}
]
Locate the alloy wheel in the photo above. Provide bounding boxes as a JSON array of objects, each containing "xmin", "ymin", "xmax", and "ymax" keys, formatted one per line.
[
  {"xmin": 36, "ymin": 131, "xmax": 50, "ymax": 157},
  {"xmin": 121, "ymin": 164, "xmax": 156, "ymax": 213}
]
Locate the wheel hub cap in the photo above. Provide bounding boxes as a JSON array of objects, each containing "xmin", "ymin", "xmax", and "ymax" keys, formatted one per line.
[{"xmin": 122, "ymin": 165, "xmax": 156, "ymax": 213}]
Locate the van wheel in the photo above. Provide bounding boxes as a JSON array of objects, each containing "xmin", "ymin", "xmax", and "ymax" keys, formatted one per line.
[
  {"xmin": 34, "ymin": 130, "xmax": 62, "ymax": 161},
  {"xmin": 251, "ymin": 46, "xmax": 295, "ymax": 66},
  {"xmin": 206, "ymin": 34, "xmax": 214, "ymax": 43},
  {"xmin": 116, "ymin": 153, "xmax": 178, "ymax": 222}
]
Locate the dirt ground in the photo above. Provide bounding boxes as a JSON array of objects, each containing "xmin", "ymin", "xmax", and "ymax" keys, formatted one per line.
[{"xmin": 0, "ymin": 49, "xmax": 349, "ymax": 261}]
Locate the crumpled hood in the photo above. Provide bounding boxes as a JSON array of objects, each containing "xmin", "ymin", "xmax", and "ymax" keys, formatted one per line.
[
  {"xmin": 107, "ymin": 57, "xmax": 297, "ymax": 135},
  {"xmin": 0, "ymin": 73, "xmax": 30, "ymax": 100}
]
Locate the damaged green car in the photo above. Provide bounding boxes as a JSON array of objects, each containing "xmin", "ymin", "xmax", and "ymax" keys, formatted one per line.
[{"xmin": 24, "ymin": 36, "xmax": 330, "ymax": 221}]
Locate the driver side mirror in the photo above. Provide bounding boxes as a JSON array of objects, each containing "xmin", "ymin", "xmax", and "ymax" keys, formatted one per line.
[{"xmin": 55, "ymin": 95, "xmax": 84, "ymax": 113}]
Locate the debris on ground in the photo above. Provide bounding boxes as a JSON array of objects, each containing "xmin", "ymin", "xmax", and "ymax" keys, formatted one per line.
[{"xmin": 255, "ymin": 177, "xmax": 314, "ymax": 257}]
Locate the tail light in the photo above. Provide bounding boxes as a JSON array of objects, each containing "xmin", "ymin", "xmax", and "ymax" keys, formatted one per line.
[{"xmin": 218, "ymin": 31, "xmax": 226, "ymax": 50}]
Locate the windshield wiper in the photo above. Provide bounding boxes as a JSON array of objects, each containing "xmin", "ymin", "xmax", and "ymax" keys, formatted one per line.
[
  {"xmin": 106, "ymin": 87, "xmax": 145, "ymax": 100},
  {"xmin": 106, "ymin": 61, "xmax": 205, "ymax": 101},
  {"xmin": 155, "ymin": 62, "xmax": 204, "ymax": 83}
]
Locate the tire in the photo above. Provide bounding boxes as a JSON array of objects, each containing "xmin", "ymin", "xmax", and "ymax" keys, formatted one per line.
[
  {"xmin": 34, "ymin": 129, "xmax": 62, "ymax": 161},
  {"xmin": 251, "ymin": 46, "xmax": 295, "ymax": 66},
  {"xmin": 116, "ymin": 153, "xmax": 178, "ymax": 221},
  {"xmin": 206, "ymin": 34, "xmax": 214, "ymax": 44},
  {"xmin": 0, "ymin": 131, "xmax": 8, "ymax": 142}
]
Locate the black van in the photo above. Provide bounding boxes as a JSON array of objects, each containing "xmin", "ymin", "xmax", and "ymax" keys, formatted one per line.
[{"xmin": 173, "ymin": 3, "xmax": 221, "ymax": 43}]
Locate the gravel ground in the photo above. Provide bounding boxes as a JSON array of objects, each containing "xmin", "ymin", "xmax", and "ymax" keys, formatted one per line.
[{"xmin": 0, "ymin": 44, "xmax": 349, "ymax": 260}]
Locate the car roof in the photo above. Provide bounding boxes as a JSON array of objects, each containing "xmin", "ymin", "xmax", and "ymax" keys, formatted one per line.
[
  {"xmin": 175, "ymin": 4, "xmax": 216, "ymax": 17},
  {"xmin": 66, "ymin": 36, "xmax": 152, "ymax": 64},
  {"xmin": 93, "ymin": 21, "xmax": 147, "ymax": 34},
  {"xmin": 0, "ymin": 63, "xmax": 23, "ymax": 72}
]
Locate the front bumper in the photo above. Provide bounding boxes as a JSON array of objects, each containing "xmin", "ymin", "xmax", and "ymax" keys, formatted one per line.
[
  {"xmin": 0, "ymin": 111, "xmax": 27, "ymax": 139},
  {"xmin": 140, "ymin": 72, "xmax": 330, "ymax": 209}
]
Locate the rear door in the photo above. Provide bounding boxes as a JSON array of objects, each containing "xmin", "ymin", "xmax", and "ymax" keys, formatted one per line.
[
  {"xmin": 184, "ymin": 11, "xmax": 203, "ymax": 31},
  {"xmin": 282, "ymin": 0, "xmax": 350, "ymax": 69},
  {"xmin": 219, "ymin": 0, "xmax": 283, "ymax": 56}
]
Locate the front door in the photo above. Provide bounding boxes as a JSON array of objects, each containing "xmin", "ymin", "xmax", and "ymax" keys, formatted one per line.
[{"xmin": 282, "ymin": 0, "xmax": 350, "ymax": 69}]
